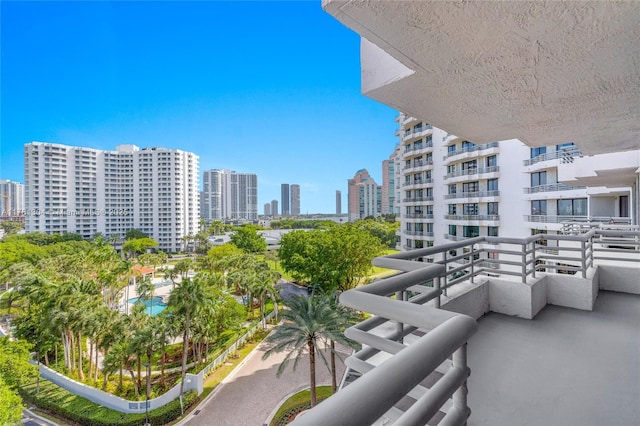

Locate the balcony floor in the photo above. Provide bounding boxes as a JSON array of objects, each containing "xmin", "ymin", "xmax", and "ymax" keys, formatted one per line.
[{"xmin": 467, "ymin": 290, "xmax": 640, "ymax": 426}]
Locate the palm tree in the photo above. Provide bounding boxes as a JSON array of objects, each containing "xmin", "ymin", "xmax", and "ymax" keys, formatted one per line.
[
  {"xmin": 168, "ymin": 276, "xmax": 209, "ymax": 412},
  {"xmin": 136, "ymin": 277, "xmax": 155, "ymax": 316},
  {"xmin": 262, "ymin": 294, "xmax": 357, "ymax": 407},
  {"xmin": 250, "ymin": 269, "xmax": 279, "ymax": 330}
]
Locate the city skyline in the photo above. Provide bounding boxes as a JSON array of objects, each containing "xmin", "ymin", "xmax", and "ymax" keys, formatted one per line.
[{"xmin": 0, "ymin": 1, "xmax": 397, "ymax": 214}]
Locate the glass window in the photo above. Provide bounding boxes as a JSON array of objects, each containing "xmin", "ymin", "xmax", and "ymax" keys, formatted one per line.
[
  {"xmin": 447, "ymin": 165, "xmax": 456, "ymax": 174},
  {"xmin": 486, "ymin": 155, "xmax": 497, "ymax": 167},
  {"xmin": 425, "ymin": 223, "xmax": 433, "ymax": 233},
  {"xmin": 487, "ymin": 179, "xmax": 498, "ymax": 191},
  {"xmin": 487, "ymin": 226, "xmax": 499, "ymax": 237},
  {"xmin": 487, "ymin": 202, "xmax": 499, "ymax": 215},
  {"xmin": 426, "ymin": 205, "xmax": 433, "ymax": 215},
  {"xmin": 448, "ymin": 184, "xmax": 457, "ymax": 194},
  {"xmin": 448, "ymin": 204, "xmax": 457, "ymax": 215},
  {"xmin": 462, "ymin": 181, "xmax": 479, "ymax": 192},
  {"xmin": 462, "ymin": 141, "xmax": 475, "ymax": 150},
  {"xmin": 531, "ymin": 171, "xmax": 547, "ymax": 187},
  {"xmin": 531, "ymin": 200, "xmax": 547, "ymax": 215},
  {"xmin": 558, "ymin": 198, "xmax": 587, "ymax": 216},
  {"xmin": 448, "ymin": 145, "xmax": 456, "ymax": 154},
  {"xmin": 462, "ymin": 160, "xmax": 477, "ymax": 171},
  {"xmin": 531, "ymin": 147, "xmax": 546, "ymax": 158},
  {"xmin": 463, "ymin": 226, "xmax": 479, "ymax": 238},
  {"xmin": 463, "ymin": 203, "xmax": 478, "ymax": 215},
  {"xmin": 449, "ymin": 225, "xmax": 457, "ymax": 236}
]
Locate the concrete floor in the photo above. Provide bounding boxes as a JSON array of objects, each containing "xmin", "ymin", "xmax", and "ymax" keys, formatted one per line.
[{"xmin": 467, "ymin": 291, "xmax": 640, "ymax": 426}]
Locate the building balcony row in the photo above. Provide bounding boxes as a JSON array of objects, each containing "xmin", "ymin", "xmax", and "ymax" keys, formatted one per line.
[
  {"xmin": 523, "ymin": 147, "xmax": 582, "ymax": 166},
  {"xmin": 402, "ymin": 196, "xmax": 434, "ymax": 203},
  {"xmin": 402, "ymin": 125, "xmax": 433, "ymax": 141},
  {"xmin": 444, "ymin": 190, "xmax": 499, "ymax": 200},
  {"xmin": 402, "ymin": 160, "xmax": 433, "ymax": 172},
  {"xmin": 402, "ymin": 179, "xmax": 433, "ymax": 187},
  {"xmin": 403, "ymin": 230, "xmax": 435, "ymax": 237},
  {"xmin": 524, "ymin": 183, "xmax": 586, "ymax": 194},
  {"xmin": 444, "ymin": 166, "xmax": 499, "ymax": 179},
  {"xmin": 443, "ymin": 142, "xmax": 499, "ymax": 161},
  {"xmin": 445, "ymin": 214, "xmax": 500, "ymax": 221},
  {"xmin": 403, "ymin": 213, "xmax": 434, "ymax": 219}
]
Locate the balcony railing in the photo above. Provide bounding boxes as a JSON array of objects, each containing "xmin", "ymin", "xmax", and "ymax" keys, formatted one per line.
[
  {"xmin": 444, "ymin": 190, "xmax": 500, "ymax": 200},
  {"xmin": 402, "ymin": 179, "xmax": 433, "ymax": 187},
  {"xmin": 523, "ymin": 147, "xmax": 581, "ymax": 166},
  {"xmin": 403, "ymin": 124, "xmax": 433, "ymax": 139},
  {"xmin": 403, "ymin": 213, "xmax": 434, "ymax": 219},
  {"xmin": 444, "ymin": 142, "xmax": 499, "ymax": 160},
  {"xmin": 402, "ymin": 197, "xmax": 434, "ymax": 203},
  {"xmin": 444, "ymin": 166, "xmax": 499, "ymax": 179},
  {"xmin": 295, "ymin": 229, "xmax": 639, "ymax": 425},
  {"xmin": 445, "ymin": 214, "xmax": 500, "ymax": 221},
  {"xmin": 403, "ymin": 230, "xmax": 434, "ymax": 237},
  {"xmin": 524, "ymin": 183, "xmax": 585, "ymax": 193}
]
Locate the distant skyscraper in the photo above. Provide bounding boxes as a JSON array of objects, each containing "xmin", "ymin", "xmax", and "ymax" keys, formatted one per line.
[
  {"xmin": 347, "ymin": 169, "xmax": 381, "ymax": 221},
  {"xmin": 271, "ymin": 199, "xmax": 278, "ymax": 216},
  {"xmin": 281, "ymin": 183, "xmax": 290, "ymax": 216},
  {"xmin": 291, "ymin": 184, "xmax": 300, "ymax": 215},
  {"xmin": 23, "ymin": 142, "xmax": 199, "ymax": 252},
  {"xmin": 336, "ymin": 190, "xmax": 342, "ymax": 215},
  {"xmin": 382, "ymin": 145, "xmax": 402, "ymax": 215},
  {"xmin": 202, "ymin": 169, "xmax": 258, "ymax": 221},
  {"xmin": 0, "ymin": 179, "xmax": 24, "ymax": 222},
  {"xmin": 264, "ymin": 203, "xmax": 271, "ymax": 216}
]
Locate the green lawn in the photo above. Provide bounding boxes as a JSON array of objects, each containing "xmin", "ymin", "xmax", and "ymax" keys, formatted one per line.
[{"xmin": 269, "ymin": 386, "xmax": 333, "ymax": 426}]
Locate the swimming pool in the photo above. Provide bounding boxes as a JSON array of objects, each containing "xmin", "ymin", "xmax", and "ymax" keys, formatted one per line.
[{"xmin": 128, "ymin": 296, "xmax": 167, "ymax": 316}]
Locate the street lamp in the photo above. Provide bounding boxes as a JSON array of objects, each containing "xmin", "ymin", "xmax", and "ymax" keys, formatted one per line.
[{"xmin": 144, "ymin": 361, "xmax": 150, "ymax": 426}]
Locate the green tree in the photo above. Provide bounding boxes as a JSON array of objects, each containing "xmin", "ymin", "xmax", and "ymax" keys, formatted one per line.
[
  {"xmin": 0, "ymin": 337, "xmax": 38, "ymax": 421},
  {"xmin": 0, "ymin": 221, "xmax": 23, "ymax": 235},
  {"xmin": 0, "ymin": 376, "xmax": 23, "ymax": 425},
  {"xmin": 262, "ymin": 295, "xmax": 356, "ymax": 407},
  {"xmin": 230, "ymin": 225, "xmax": 267, "ymax": 253},
  {"xmin": 279, "ymin": 224, "xmax": 385, "ymax": 292},
  {"xmin": 125, "ymin": 228, "xmax": 149, "ymax": 240},
  {"xmin": 122, "ymin": 237, "xmax": 158, "ymax": 257},
  {"xmin": 354, "ymin": 218, "xmax": 399, "ymax": 249}
]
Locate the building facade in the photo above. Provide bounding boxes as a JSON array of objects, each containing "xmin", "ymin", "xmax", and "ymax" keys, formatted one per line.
[
  {"xmin": 271, "ymin": 199, "xmax": 278, "ymax": 216},
  {"xmin": 201, "ymin": 169, "xmax": 258, "ymax": 222},
  {"xmin": 0, "ymin": 179, "xmax": 24, "ymax": 222},
  {"xmin": 395, "ymin": 114, "xmax": 633, "ymax": 258},
  {"xmin": 290, "ymin": 184, "xmax": 300, "ymax": 216},
  {"xmin": 336, "ymin": 190, "xmax": 342, "ymax": 215},
  {"xmin": 347, "ymin": 169, "xmax": 381, "ymax": 221},
  {"xmin": 281, "ymin": 184, "xmax": 290, "ymax": 216},
  {"xmin": 264, "ymin": 202, "xmax": 271, "ymax": 216},
  {"xmin": 24, "ymin": 142, "xmax": 199, "ymax": 252},
  {"xmin": 381, "ymin": 144, "xmax": 402, "ymax": 216}
]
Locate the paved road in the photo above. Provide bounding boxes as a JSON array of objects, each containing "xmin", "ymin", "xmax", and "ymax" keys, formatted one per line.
[
  {"xmin": 182, "ymin": 333, "xmax": 347, "ymax": 426},
  {"xmin": 276, "ymin": 281, "xmax": 309, "ymax": 301}
]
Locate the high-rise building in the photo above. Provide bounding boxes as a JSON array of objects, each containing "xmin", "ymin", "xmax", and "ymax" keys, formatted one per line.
[
  {"xmin": 24, "ymin": 142, "xmax": 199, "ymax": 252},
  {"xmin": 0, "ymin": 179, "xmax": 24, "ymax": 222},
  {"xmin": 336, "ymin": 190, "xmax": 342, "ymax": 215},
  {"xmin": 395, "ymin": 114, "xmax": 633, "ymax": 254},
  {"xmin": 290, "ymin": 184, "xmax": 300, "ymax": 215},
  {"xmin": 271, "ymin": 199, "xmax": 278, "ymax": 216},
  {"xmin": 281, "ymin": 184, "xmax": 290, "ymax": 216},
  {"xmin": 347, "ymin": 169, "xmax": 381, "ymax": 221},
  {"xmin": 201, "ymin": 169, "xmax": 258, "ymax": 222},
  {"xmin": 382, "ymin": 144, "xmax": 402, "ymax": 216},
  {"xmin": 264, "ymin": 203, "xmax": 271, "ymax": 216}
]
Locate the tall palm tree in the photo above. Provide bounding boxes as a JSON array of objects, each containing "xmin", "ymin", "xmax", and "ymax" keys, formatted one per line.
[
  {"xmin": 168, "ymin": 276, "xmax": 208, "ymax": 412},
  {"xmin": 262, "ymin": 294, "xmax": 357, "ymax": 407},
  {"xmin": 250, "ymin": 269, "xmax": 279, "ymax": 330}
]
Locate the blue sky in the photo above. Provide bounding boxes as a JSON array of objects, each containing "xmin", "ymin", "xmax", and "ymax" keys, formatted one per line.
[{"xmin": 0, "ymin": 1, "xmax": 398, "ymax": 214}]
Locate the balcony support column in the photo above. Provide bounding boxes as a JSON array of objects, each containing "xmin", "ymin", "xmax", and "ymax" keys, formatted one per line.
[
  {"xmin": 581, "ymin": 241, "xmax": 587, "ymax": 278},
  {"xmin": 395, "ymin": 290, "xmax": 406, "ymax": 343},
  {"xmin": 434, "ymin": 277, "xmax": 441, "ymax": 308},
  {"xmin": 521, "ymin": 243, "xmax": 527, "ymax": 284},
  {"xmin": 452, "ymin": 343, "xmax": 470, "ymax": 425}
]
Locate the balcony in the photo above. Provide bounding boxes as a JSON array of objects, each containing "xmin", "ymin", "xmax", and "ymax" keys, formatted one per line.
[
  {"xmin": 444, "ymin": 166, "xmax": 499, "ymax": 179},
  {"xmin": 403, "ymin": 213, "xmax": 434, "ymax": 219},
  {"xmin": 445, "ymin": 214, "xmax": 500, "ymax": 221},
  {"xmin": 524, "ymin": 147, "xmax": 582, "ymax": 166},
  {"xmin": 444, "ymin": 190, "xmax": 500, "ymax": 200},
  {"xmin": 403, "ymin": 229, "xmax": 434, "ymax": 237},
  {"xmin": 443, "ymin": 142, "xmax": 499, "ymax": 161},
  {"xmin": 403, "ymin": 141, "xmax": 433, "ymax": 156},
  {"xmin": 402, "ymin": 197, "xmax": 434, "ymax": 203},
  {"xmin": 294, "ymin": 229, "xmax": 640, "ymax": 425},
  {"xmin": 524, "ymin": 183, "xmax": 586, "ymax": 193},
  {"xmin": 401, "ymin": 179, "xmax": 433, "ymax": 188}
]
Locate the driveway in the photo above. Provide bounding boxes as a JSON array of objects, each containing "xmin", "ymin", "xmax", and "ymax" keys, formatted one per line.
[{"xmin": 181, "ymin": 332, "xmax": 347, "ymax": 426}]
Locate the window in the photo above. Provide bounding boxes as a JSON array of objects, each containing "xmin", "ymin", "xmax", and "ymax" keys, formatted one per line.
[
  {"xmin": 486, "ymin": 155, "xmax": 497, "ymax": 167},
  {"xmin": 557, "ymin": 198, "xmax": 587, "ymax": 216},
  {"xmin": 531, "ymin": 200, "xmax": 547, "ymax": 215},
  {"xmin": 487, "ymin": 179, "xmax": 498, "ymax": 191},
  {"xmin": 462, "ymin": 140, "xmax": 475, "ymax": 150},
  {"xmin": 448, "ymin": 204, "xmax": 457, "ymax": 215},
  {"xmin": 463, "ymin": 203, "xmax": 478, "ymax": 215},
  {"xmin": 448, "ymin": 145, "xmax": 456, "ymax": 154},
  {"xmin": 531, "ymin": 147, "xmax": 546, "ymax": 158},
  {"xmin": 462, "ymin": 181, "xmax": 479, "ymax": 193},
  {"xmin": 487, "ymin": 226, "xmax": 499, "ymax": 237},
  {"xmin": 487, "ymin": 202, "xmax": 499, "ymax": 215},
  {"xmin": 463, "ymin": 226, "xmax": 479, "ymax": 238},
  {"xmin": 531, "ymin": 171, "xmax": 547, "ymax": 187},
  {"xmin": 425, "ymin": 223, "xmax": 433, "ymax": 233},
  {"xmin": 556, "ymin": 142, "xmax": 575, "ymax": 150},
  {"xmin": 425, "ymin": 205, "xmax": 433, "ymax": 215},
  {"xmin": 462, "ymin": 160, "xmax": 477, "ymax": 171},
  {"xmin": 447, "ymin": 165, "xmax": 456, "ymax": 174},
  {"xmin": 448, "ymin": 184, "xmax": 457, "ymax": 194}
]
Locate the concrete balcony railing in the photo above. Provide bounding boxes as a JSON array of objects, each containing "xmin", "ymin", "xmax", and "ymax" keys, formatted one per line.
[
  {"xmin": 403, "ymin": 229, "xmax": 434, "ymax": 237},
  {"xmin": 524, "ymin": 183, "xmax": 586, "ymax": 193},
  {"xmin": 444, "ymin": 190, "xmax": 500, "ymax": 200},
  {"xmin": 402, "ymin": 179, "xmax": 433, "ymax": 187},
  {"xmin": 444, "ymin": 166, "xmax": 499, "ymax": 179},
  {"xmin": 295, "ymin": 229, "xmax": 640, "ymax": 426},
  {"xmin": 524, "ymin": 215, "xmax": 632, "ymax": 224},
  {"xmin": 445, "ymin": 214, "xmax": 500, "ymax": 221},
  {"xmin": 403, "ymin": 213, "xmax": 434, "ymax": 219},
  {"xmin": 443, "ymin": 142, "xmax": 499, "ymax": 160},
  {"xmin": 402, "ymin": 197, "xmax": 434, "ymax": 203},
  {"xmin": 523, "ymin": 147, "xmax": 582, "ymax": 166},
  {"xmin": 403, "ymin": 160, "xmax": 433, "ymax": 172}
]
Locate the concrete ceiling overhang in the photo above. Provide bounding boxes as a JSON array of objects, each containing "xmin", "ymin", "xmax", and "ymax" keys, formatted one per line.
[{"xmin": 323, "ymin": 0, "xmax": 640, "ymax": 155}]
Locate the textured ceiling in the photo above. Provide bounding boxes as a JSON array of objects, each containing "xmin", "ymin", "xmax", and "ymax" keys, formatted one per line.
[{"xmin": 324, "ymin": 0, "xmax": 640, "ymax": 155}]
